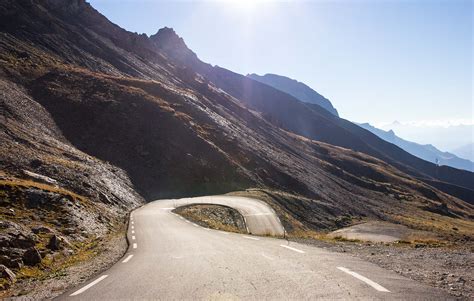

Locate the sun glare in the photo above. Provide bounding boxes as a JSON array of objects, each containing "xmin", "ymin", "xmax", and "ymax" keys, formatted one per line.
[{"xmin": 223, "ymin": 0, "xmax": 261, "ymax": 12}]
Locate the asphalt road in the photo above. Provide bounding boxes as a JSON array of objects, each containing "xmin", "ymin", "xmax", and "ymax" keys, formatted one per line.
[{"xmin": 60, "ymin": 196, "xmax": 450, "ymax": 300}]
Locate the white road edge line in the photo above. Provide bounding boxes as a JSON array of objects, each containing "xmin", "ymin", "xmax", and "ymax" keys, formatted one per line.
[
  {"xmin": 242, "ymin": 216, "xmax": 250, "ymax": 234},
  {"xmin": 132, "ymin": 236, "xmax": 136, "ymax": 240},
  {"xmin": 243, "ymin": 236, "xmax": 259, "ymax": 241},
  {"xmin": 337, "ymin": 267, "xmax": 390, "ymax": 292},
  {"xmin": 280, "ymin": 244, "xmax": 305, "ymax": 254},
  {"xmin": 218, "ymin": 231, "xmax": 229, "ymax": 235},
  {"xmin": 161, "ymin": 207, "xmax": 175, "ymax": 210},
  {"xmin": 70, "ymin": 275, "xmax": 108, "ymax": 296},
  {"xmin": 192, "ymin": 223, "xmax": 199, "ymax": 227},
  {"xmin": 133, "ymin": 243, "xmax": 137, "ymax": 249},
  {"xmin": 122, "ymin": 254, "xmax": 133, "ymax": 263}
]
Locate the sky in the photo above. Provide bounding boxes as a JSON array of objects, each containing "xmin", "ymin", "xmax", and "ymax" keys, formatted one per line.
[{"xmin": 88, "ymin": 0, "xmax": 472, "ymax": 131}]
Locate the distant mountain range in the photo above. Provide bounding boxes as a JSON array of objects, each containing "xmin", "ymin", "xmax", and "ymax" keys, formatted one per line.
[
  {"xmin": 358, "ymin": 123, "xmax": 474, "ymax": 172},
  {"xmin": 452, "ymin": 143, "xmax": 474, "ymax": 162},
  {"xmin": 379, "ymin": 121, "xmax": 473, "ymax": 152},
  {"xmin": 247, "ymin": 73, "xmax": 339, "ymax": 116}
]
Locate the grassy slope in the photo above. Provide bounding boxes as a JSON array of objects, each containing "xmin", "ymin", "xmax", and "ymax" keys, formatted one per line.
[{"xmin": 228, "ymin": 189, "xmax": 474, "ymax": 246}]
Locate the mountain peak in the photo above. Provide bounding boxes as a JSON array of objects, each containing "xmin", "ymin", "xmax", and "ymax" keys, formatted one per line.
[
  {"xmin": 149, "ymin": 27, "xmax": 197, "ymax": 63},
  {"xmin": 150, "ymin": 27, "xmax": 187, "ymax": 50},
  {"xmin": 152, "ymin": 27, "xmax": 179, "ymax": 40}
]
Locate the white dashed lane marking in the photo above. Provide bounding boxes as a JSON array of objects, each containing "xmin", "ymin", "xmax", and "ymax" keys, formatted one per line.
[
  {"xmin": 133, "ymin": 243, "xmax": 137, "ymax": 249},
  {"xmin": 243, "ymin": 236, "xmax": 259, "ymax": 241},
  {"xmin": 122, "ymin": 255, "xmax": 133, "ymax": 263},
  {"xmin": 70, "ymin": 275, "xmax": 108, "ymax": 296},
  {"xmin": 132, "ymin": 236, "xmax": 136, "ymax": 240},
  {"xmin": 337, "ymin": 267, "xmax": 390, "ymax": 292},
  {"xmin": 280, "ymin": 244, "xmax": 305, "ymax": 254}
]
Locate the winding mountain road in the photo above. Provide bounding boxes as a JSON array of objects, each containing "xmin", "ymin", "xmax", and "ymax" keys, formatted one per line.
[{"xmin": 60, "ymin": 196, "xmax": 449, "ymax": 300}]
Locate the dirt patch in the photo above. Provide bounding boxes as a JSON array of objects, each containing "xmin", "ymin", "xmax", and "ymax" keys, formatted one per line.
[
  {"xmin": 228, "ymin": 189, "xmax": 474, "ymax": 244},
  {"xmin": 294, "ymin": 238, "xmax": 474, "ymax": 300},
  {"xmin": 327, "ymin": 221, "xmax": 439, "ymax": 243},
  {"xmin": 173, "ymin": 204, "xmax": 247, "ymax": 234}
]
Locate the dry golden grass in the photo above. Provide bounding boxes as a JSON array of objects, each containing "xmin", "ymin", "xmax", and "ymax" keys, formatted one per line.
[
  {"xmin": 227, "ymin": 188, "xmax": 474, "ymax": 246},
  {"xmin": 0, "ymin": 178, "xmax": 90, "ymax": 205}
]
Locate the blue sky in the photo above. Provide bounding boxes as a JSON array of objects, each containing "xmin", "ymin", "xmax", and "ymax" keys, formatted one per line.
[{"xmin": 88, "ymin": 0, "xmax": 472, "ymax": 126}]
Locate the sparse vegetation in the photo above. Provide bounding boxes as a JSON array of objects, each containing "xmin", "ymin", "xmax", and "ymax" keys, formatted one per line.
[{"xmin": 173, "ymin": 204, "xmax": 247, "ymax": 234}]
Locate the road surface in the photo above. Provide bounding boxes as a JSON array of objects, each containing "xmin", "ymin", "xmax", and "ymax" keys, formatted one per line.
[
  {"xmin": 169, "ymin": 196, "xmax": 285, "ymax": 236},
  {"xmin": 60, "ymin": 196, "xmax": 450, "ymax": 300}
]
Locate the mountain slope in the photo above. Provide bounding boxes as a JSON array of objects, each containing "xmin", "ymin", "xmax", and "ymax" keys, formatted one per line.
[
  {"xmin": 358, "ymin": 123, "xmax": 474, "ymax": 172},
  {"xmin": 149, "ymin": 29, "xmax": 474, "ymax": 200},
  {"xmin": 247, "ymin": 73, "xmax": 339, "ymax": 116}
]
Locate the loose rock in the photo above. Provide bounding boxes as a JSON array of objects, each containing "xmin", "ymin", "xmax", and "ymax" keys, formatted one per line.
[
  {"xmin": 23, "ymin": 248, "xmax": 42, "ymax": 266},
  {"xmin": 0, "ymin": 264, "xmax": 16, "ymax": 282},
  {"xmin": 47, "ymin": 235, "xmax": 61, "ymax": 251}
]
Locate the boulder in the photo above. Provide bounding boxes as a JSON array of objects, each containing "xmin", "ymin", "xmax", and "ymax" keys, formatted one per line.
[
  {"xmin": 24, "ymin": 188, "xmax": 61, "ymax": 209},
  {"xmin": 0, "ymin": 220, "xmax": 22, "ymax": 231},
  {"xmin": 0, "ymin": 221, "xmax": 36, "ymax": 249},
  {"xmin": 22, "ymin": 247, "xmax": 42, "ymax": 266},
  {"xmin": 0, "ymin": 264, "xmax": 16, "ymax": 283},
  {"xmin": 47, "ymin": 235, "xmax": 61, "ymax": 251},
  {"xmin": 0, "ymin": 234, "xmax": 10, "ymax": 248},
  {"xmin": 10, "ymin": 234, "xmax": 36, "ymax": 249},
  {"xmin": 32, "ymin": 226, "xmax": 53, "ymax": 234},
  {"xmin": 29, "ymin": 159, "xmax": 43, "ymax": 168},
  {"xmin": 0, "ymin": 247, "xmax": 24, "ymax": 259},
  {"xmin": 0, "ymin": 255, "xmax": 23, "ymax": 269}
]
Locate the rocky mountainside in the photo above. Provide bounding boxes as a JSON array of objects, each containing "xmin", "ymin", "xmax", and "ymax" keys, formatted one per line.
[
  {"xmin": 0, "ymin": 0, "xmax": 473, "ymax": 296},
  {"xmin": 247, "ymin": 73, "xmax": 339, "ymax": 116},
  {"xmin": 149, "ymin": 27, "xmax": 474, "ymax": 202},
  {"xmin": 358, "ymin": 123, "xmax": 474, "ymax": 172}
]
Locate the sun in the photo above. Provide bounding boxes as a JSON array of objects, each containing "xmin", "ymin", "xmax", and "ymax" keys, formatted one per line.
[{"xmin": 223, "ymin": 0, "xmax": 261, "ymax": 12}]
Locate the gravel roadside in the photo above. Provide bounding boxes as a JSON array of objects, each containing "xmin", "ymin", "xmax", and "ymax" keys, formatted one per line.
[
  {"xmin": 4, "ymin": 229, "xmax": 128, "ymax": 300},
  {"xmin": 295, "ymin": 238, "xmax": 474, "ymax": 300}
]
